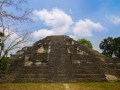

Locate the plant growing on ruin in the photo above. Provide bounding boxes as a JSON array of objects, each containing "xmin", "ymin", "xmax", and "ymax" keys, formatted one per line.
[{"xmin": 77, "ymin": 38, "xmax": 93, "ymax": 49}]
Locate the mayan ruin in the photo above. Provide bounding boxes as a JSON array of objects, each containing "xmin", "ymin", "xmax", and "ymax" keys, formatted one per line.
[
  {"xmin": 1, "ymin": 35, "xmax": 119, "ymax": 82},
  {"xmin": 1, "ymin": 0, "xmax": 120, "ymax": 90}
]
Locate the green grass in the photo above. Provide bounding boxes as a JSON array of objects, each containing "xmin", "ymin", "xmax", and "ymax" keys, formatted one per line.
[{"xmin": 0, "ymin": 82, "xmax": 120, "ymax": 90}]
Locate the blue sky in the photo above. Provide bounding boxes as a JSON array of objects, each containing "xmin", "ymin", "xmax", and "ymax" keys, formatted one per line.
[{"xmin": 6, "ymin": 0, "xmax": 120, "ymax": 52}]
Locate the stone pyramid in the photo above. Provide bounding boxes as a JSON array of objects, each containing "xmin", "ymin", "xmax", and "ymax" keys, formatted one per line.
[{"xmin": 5, "ymin": 35, "xmax": 120, "ymax": 82}]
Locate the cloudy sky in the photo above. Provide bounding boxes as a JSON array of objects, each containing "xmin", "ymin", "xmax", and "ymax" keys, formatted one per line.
[{"xmin": 6, "ymin": 0, "xmax": 120, "ymax": 52}]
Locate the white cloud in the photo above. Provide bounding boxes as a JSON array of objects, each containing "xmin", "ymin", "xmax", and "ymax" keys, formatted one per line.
[
  {"xmin": 73, "ymin": 19, "xmax": 104, "ymax": 38},
  {"xmin": 31, "ymin": 29, "xmax": 55, "ymax": 41},
  {"xmin": 32, "ymin": 8, "xmax": 104, "ymax": 40},
  {"xmin": 33, "ymin": 8, "xmax": 73, "ymax": 34},
  {"xmin": 108, "ymin": 15, "xmax": 120, "ymax": 25},
  {"xmin": 0, "ymin": 8, "xmax": 105, "ymax": 54}
]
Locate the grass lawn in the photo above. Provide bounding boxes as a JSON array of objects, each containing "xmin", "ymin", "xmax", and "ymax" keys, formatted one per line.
[{"xmin": 0, "ymin": 82, "xmax": 120, "ymax": 90}]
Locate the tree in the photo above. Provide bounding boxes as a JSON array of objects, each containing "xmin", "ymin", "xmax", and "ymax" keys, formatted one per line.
[
  {"xmin": 0, "ymin": 0, "xmax": 31, "ymax": 62},
  {"xmin": 114, "ymin": 37, "xmax": 120, "ymax": 58},
  {"xmin": 0, "ymin": 57, "xmax": 9, "ymax": 74},
  {"xmin": 77, "ymin": 38, "xmax": 93, "ymax": 49},
  {"xmin": 99, "ymin": 37, "xmax": 120, "ymax": 58},
  {"xmin": 0, "ymin": 27, "xmax": 29, "ymax": 61},
  {"xmin": 99, "ymin": 37, "xmax": 114, "ymax": 57},
  {"xmin": 0, "ymin": 0, "xmax": 31, "ymax": 22}
]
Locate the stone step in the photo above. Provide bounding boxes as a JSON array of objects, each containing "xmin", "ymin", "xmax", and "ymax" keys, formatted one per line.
[
  {"xmin": 18, "ymin": 73, "xmax": 48, "ymax": 76},
  {"xmin": 73, "ymin": 63, "xmax": 97, "ymax": 67},
  {"xmin": 18, "ymin": 74, "xmax": 48, "ymax": 78},
  {"xmin": 21, "ymin": 69, "xmax": 47, "ymax": 73},
  {"xmin": 79, "ymin": 63, "xmax": 97, "ymax": 66},
  {"xmin": 73, "ymin": 74, "xmax": 105, "ymax": 78},
  {"xmin": 73, "ymin": 67, "xmax": 100, "ymax": 70},
  {"xmin": 21, "ymin": 71, "xmax": 47, "ymax": 74},
  {"xmin": 56, "ymin": 71, "xmax": 69, "ymax": 73},
  {"xmin": 73, "ymin": 66, "xmax": 99, "ymax": 70},
  {"xmin": 14, "ymin": 78, "xmax": 47, "ymax": 82},
  {"xmin": 115, "ymin": 69, "xmax": 120, "ymax": 75},
  {"xmin": 78, "ymin": 59, "xmax": 96, "ymax": 62},
  {"xmin": 55, "ymin": 74, "xmax": 69, "ymax": 77},
  {"xmin": 21, "ymin": 69, "xmax": 48, "ymax": 71},
  {"xmin": 73, "ymin": 70, "xmax": 103, "ymax": 74},
  {"xmin": 74, "ymin": 78, "xmax": 107, "ymax": 82},
  {"xmin": 104, "ymin": 64, "xmax": 115, "ymax": 67},
  {"xmin": 23, "ymin": 66, "xmax": 48, "ymax": 69},
  {"xmin": 73, "ymin": 68, "xmax": 100, "ymax": 71},
  {"xmin": 51, "ymin": 77, "xmax": 70, "ymax": 81},
  {"xmin": 22, "ymin": 69, "xmax": 47, "ymax": 72},
  {"xmin": 116, "ymin": 66, "xmax": 120, "ymax": 69},
  {"xmin": 8, "ymin": 68, "xmax": 21, "ymax": 72}
]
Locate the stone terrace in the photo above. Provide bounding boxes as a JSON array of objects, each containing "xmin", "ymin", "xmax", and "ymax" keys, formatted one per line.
[{"xmin": 3, "ymin": 35, "xmax": 120, "ymax": 82}]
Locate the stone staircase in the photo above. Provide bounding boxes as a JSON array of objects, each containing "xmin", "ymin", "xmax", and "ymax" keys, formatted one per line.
[
  {"xmin": 72, "ymin": 59, "xmax": 107, "ymax": 82},
  {"xmin": 13, "ymin": 65, "xmax": 48, "ymax": 82},
  {"xmin": 115, "ymin": 63, "xmax": 120, "ymax": 78},
  {"xmin": 103, "ymin": 58, "xmax": 120, "ymax": 79},
  {"xmin": 5, "ymin": 35, "xmax": 114, "ymax": 82},
  {"xmin": 48, "ymin": 41, "xmax": 72, "ymax": 82}
]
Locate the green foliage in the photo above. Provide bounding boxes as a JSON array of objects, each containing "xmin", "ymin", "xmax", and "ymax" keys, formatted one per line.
[
  {"xmin": 99, "ymin": 37, "xmax": 114, "ymax": 57},
  {"xmin": 0, "ymin": 32, "xmax": 4, "ymax": 37},
  {"xmin": 100, "ymin": 37, "xmax": 120, "ymax": 58},
  {"xmin": 114, "ymin": 37, "xmax": 120, "ymax": 58},
  {"xmin": 0, "ymin": 57, "xmax": 9, "ymax": 74},
  {"xmin": 77, "ymin": 38, "xmax": 93, "ymax": 49}
]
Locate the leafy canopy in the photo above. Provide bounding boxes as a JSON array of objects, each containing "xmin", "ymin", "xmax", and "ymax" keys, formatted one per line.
[
  {"xmin": 77, "ymin": 38, "xmax": 93, "ymax": 49},
  {"xmin": 99, "ymin": 37, "xmax": 120, "ymax": 58}
]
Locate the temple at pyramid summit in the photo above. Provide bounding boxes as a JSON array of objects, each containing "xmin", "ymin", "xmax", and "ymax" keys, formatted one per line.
[{"xmin": 3, "ymin": 35, "xmax": 120, "ymax": 82}]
